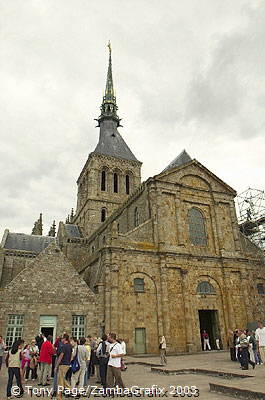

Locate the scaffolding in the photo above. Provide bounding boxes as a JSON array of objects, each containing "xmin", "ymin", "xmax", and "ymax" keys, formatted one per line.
[{"xmin": 236, "ymin": 188, "xmax": 265, "ymax": 250}]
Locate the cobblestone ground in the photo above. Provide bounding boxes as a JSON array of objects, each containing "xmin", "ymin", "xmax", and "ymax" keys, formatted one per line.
[{"xmin": 1, "ymin": 351, "xmax": 264, "ymax": 400}]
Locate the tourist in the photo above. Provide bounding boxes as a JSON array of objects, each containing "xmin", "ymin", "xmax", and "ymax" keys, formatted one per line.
[
  {"xmin": 71, "ymin": 337, "xmax": 90, "ymax": 395},
  {"xmin": 227, "ymin": 330, "xmax": 236, "ymax": 361},
  {"xmin": 35, "ymin": 333, "xmax": 44, "ymax": 351},
  {"xmin": 239, "ymin": 332, "xmax": 255, "ymax": 370},
  {"xmin": 6, "ymin": 339, "xmax": 24, "ymax": 399},
  {"xmin": 96, "ymin": 334, "xmax": 110, "ymax": 388},
  {"xmin": 21, "ymin": 344, "xmax": 31, "ymax": 381},
  {"xmin": 83, "ymin": 337, "xmax": 91, "ymax": 387},
  {"xmin": 55, "ymin": 333, "xmax": 72, "ymax": 400},
  {"xmin": 107, "ymin": 333, "xmax": 125, "ymax": 389},
  {"xmin": 25, "ymin": 339, "xmax": 39, "ymax": 381},
  {"xmin": 38, "ymin": 335, "xmax": 54, "ymax": 386},
  {"xmin": 51, "ymin": 336, "xmax": 63, "ymax": 398},
  {"xmin": 159, "ymin": 335, "xmax": 167, "ymax": 365},
  {"xmin": 0, "ymin": 335, "xmax": 6, "ymax": 372},
  {"xmin": 246, "ymin": 330, "xmax": 256, "ymax": 365},
  {"xmin": 118, "ymin": 338, "xmax": 127, "ymax": 370},
  {"xmin": 255, "ymin": 321, "xmax": 265, "ymax": 364},
  {"xmin": 202, "ymin": 330, "xmax": 211, "ymax": 351}
]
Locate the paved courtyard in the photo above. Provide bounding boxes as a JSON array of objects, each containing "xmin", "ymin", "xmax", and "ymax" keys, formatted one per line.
[{"xmin": 1, "ymin": 351, "xmax": 265, "ymax": 399}]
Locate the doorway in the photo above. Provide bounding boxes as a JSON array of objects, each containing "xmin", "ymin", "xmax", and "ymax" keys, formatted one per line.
[
  {"xmin": 41, "ymin": 327, "xmax": 54, "ymax": 339},
  {"xmin": 135, "ymin": 328, "xmax": 146, "ymax": 354},
  {"xmin": 39, "ymin": 316, "xmax": 57, "ymax": 343},
  {"xmin": 198, "ymin": 310, "xmax": 220, "ymax": 350}
]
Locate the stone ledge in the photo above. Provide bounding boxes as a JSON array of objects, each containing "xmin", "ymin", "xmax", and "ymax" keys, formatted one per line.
[
  {"xmin": 151, "ymin": 367, "xmax": 253, "ymax": 380},
  {"xmin": 209, "ymin": 382, "xmax": 265, "ymax": 399}
]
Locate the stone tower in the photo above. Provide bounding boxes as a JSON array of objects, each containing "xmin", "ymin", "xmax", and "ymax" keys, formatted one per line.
[{"xmin": 73, "ymin": 43, "xmax": 142, "ymax": 236}]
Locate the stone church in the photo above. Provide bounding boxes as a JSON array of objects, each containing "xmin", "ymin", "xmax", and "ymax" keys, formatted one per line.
[{"xmin": 1, "ymin": 45, "xmax": 265, "ymax": 354}]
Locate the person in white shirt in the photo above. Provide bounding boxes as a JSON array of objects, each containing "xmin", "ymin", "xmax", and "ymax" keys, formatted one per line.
[
  {"xmin": 107, "ymin": 333, "xmax": 125, "ymax": 389},
  {"xmin": 255, "ymin": 321, "xmax": 265, "ymax": 364},
  {"xmin": 159, "ymin": 336, "xmax": 167, "ymax": 365}
]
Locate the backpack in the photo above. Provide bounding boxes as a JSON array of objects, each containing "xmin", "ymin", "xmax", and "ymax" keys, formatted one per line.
[
  {"xmin": 70, "ymin": 346, "xmax": 80, "ymax": 373},
  {"xmin": 99, "ymin": 341, "xmax": 109, "ymax": 358}
]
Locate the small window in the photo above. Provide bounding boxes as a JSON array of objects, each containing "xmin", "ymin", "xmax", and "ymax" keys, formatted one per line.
[
  {"xmin": 114, "ymin": 173, "xmax": 118, "ymax": 193},
  {"xmin": 117, "ymin": 223, "xmax": 120, "ymax": 234},
  {"xmin": 101, "ymin": 208, "xmax": 107, "ymax": 222},
  {"xmin": 101, "ymin": 170, "xmax": 106, "ymax": 191},
  {"xmin": 188, "ymin": 208, "xmax": 207, "ymax": 246},
  {"xmin": 126, "ymin": 175, "xmax": 130, "ymax": 195},
  {"xmin": 102, "ymin": 236, "xmax": 106, "ymax": 245},
  {"xmin": 72, "ymin": 315, "xmax": 85, "ymax": 339},
  {"xmin": 92, "ymin": 246, "xmax": 95, "ymax": 253},
  {"xmin": 257, "ymin": 284, "xmax": 265, "ymax": 294},
  {"xmin": 134, "ymin": 207, "xmax": 139, "ymax": 227},
  {"xmin": 197, "ymin": 281, "xmax": 215, "ymax": 294},
  {"xmin": 134, "ymin": 278, "xmax": 145, "ymax": 292}
]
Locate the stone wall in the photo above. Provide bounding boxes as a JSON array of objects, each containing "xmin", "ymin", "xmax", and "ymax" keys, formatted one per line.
[{"xmin": 0, "ymin": 243, "xmax": 101, "ymax": 344}]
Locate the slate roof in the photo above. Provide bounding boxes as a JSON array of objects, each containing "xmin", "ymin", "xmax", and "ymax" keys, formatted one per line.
[
  {"xmin": 94, "ymin": 120, "xmax": 139, "ymax": 162},
  {"xmin": 3, "ymin": 232, "xmax": 56, "ymax": 253},
  {"xmin": 65, "ymin": 224, "xmax": 82, "ymax": 238},
  {"xmin": 162, "ymin": 150, "xmax": 192, "ymax": 173}
]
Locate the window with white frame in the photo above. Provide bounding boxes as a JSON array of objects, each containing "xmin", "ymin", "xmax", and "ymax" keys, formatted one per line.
[
  {"xmin": 6, "ymin": 315, "xmax": 24, "ymax": 349},
  {"xmin": 72, "ymin": 315, "xmax": 85, "ymax": 339}
]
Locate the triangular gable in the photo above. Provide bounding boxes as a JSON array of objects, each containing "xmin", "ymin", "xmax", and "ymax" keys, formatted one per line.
[
  {"xmin": 156, "ymin": 159, "xmax": 236, "ymax": 196},
  {"xmin": 3, "ymin": 243, "xmax": 97, "ymax": 304}
]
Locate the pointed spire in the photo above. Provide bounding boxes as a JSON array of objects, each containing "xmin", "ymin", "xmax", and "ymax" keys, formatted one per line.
[
  {"xmin": 70, "ymin": 208, "xmax": 74, "ymax": 223},
  {"xmin": 32, "ymin": 213, "xmax": 43, "ymax": 235},
  {"xmin": 48, "ymin": 221, "xmax": 56, "ymax": 237},
  {"xmin": 96, "ymin": 42, "xmax": 121, "ymax": 127},
  {"xmin": 162, "ymin": 150, "xmax": 192, "ymax": 173}
]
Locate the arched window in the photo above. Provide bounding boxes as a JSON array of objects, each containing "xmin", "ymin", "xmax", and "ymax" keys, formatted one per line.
[
  {"xmin": 114, "ymin": 173, "xmax": 118, "ymax": 193},
  {"xmin": 188, "ymin": 208, "xmax": 207, "ymax": 246},
  {"xmin": 134, "ymin": 278, "xmax": 145, "ymax": 292},
  {"xmin": 257, "ymin": 283, "xmax": 265, "ymax": 294},
  {"xmin": 134, "ymin": 207, "xmax": 139, "ymax": 227},
  {"xmin": 101, "ymin": 208, "xmax": 107, "ymax": 222},
  {"xmin": 101, "ymin": 170, "xmax": 106, "ymax": 191},
  {"xmin": 126, "ymin": 175, "xmax": 130, "ymax": 195},
  {"xmin": 197, "ymin": 281, "xmax": 215, "ymax": 294}
]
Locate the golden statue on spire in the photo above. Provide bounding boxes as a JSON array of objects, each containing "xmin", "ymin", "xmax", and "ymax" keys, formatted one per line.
[{"xmin": 108, "ymin": 40, "xmax": 112, "ymax": 54}]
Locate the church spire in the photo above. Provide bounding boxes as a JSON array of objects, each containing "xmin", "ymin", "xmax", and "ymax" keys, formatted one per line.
[{"xmin": 96, "ymin": 41, "xmax": 121, "ymax": 127}]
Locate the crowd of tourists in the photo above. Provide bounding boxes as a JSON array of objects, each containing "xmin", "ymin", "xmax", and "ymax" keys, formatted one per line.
[
  {"xmin": 0, "ymin": 332, "xmax": 127, "ymax": 399},
  {"xmin": 228, "ymin": 321, "xmax": 265, "ymax": 370}
]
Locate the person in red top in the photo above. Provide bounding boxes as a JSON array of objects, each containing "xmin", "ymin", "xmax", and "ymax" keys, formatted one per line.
[{"xmin": 38, "ymin": 336, "xmax": 55, "ymax": 386}]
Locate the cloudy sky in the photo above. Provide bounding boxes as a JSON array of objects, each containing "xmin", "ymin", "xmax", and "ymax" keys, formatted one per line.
[{"xmin": 0, "ymin": 0, "xmax": 264, "ymax": 238}]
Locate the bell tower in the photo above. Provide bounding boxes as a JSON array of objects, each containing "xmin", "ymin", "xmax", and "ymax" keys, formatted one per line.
[{"xmin": 73, "ymin": 43, "xmax": 142, "ymax": 236}]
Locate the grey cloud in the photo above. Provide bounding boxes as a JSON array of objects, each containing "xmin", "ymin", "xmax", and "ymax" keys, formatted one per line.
[{"xmin": 185, "ymin": 3, "xmax": 265, "ymax": 138}]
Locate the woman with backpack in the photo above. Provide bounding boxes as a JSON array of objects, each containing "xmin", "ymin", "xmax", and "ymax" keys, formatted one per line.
[{"xmin": 6, "ymin": 339, "xmax": 24, "ymax": 399}]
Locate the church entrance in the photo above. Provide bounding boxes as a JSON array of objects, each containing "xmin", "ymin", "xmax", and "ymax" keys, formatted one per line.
[
  {"xmin": 39, "ymin": 316, "xmax": 57, "ymax": 343},
  {"xmin": 198, "ymin": 310, "xmax": 220, "ymax": 350}
]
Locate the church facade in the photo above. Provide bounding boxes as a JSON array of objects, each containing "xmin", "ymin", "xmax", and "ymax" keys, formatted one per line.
[{"xmin": 1, "ymin": 46, "xmax": 265, "ymax": 353}]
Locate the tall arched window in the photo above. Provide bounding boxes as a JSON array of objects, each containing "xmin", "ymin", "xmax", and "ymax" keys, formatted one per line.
[
  {"xmin": 101, "ymin": 170, "xmax": 106, "ymax": 191},
  {"xmin": 114, "ymin": 173, "xmax": 118, "ymax": 193},
  {"xmin": 101, "ymin": 208, "xmax": 107, "ymax": 222},
  {"xmin": 125, "ymin": 175, "xmax": 130, "ymax": 195},
  {"xmin": 188, "ymin": 208, "xmax": 207, "ymax": 246},
  {"xmin": 197, "ymin": 281, "xmax": 215, "ymax": 294},
  {"xmin": 134, "ymin": 207, "xmax": 139, "ymax": 227}
]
